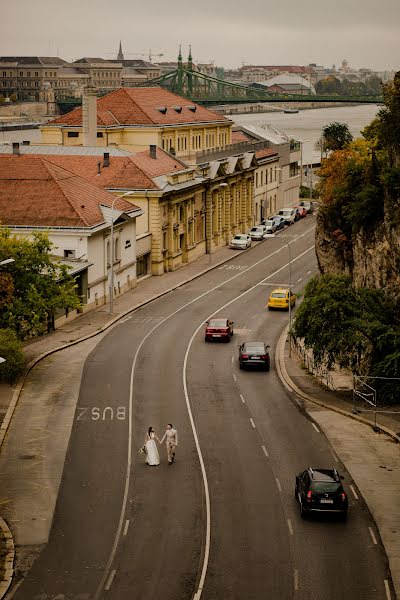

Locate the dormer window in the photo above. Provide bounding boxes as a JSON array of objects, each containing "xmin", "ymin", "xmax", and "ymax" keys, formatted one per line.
[
  {"xmin": 157, "ymin": 106, "xmax": 167, "ymax": 114},
  {"xmin": 172, "ymin": 106, "xmax": 182, "ymax": 113},
  {"xmin": 187, "ymin": 105, "xmax": 197, "ymax": 112}
]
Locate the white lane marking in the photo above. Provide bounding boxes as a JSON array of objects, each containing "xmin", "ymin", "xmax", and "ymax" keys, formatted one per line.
[
  {"xmin": 294, "ymin": 569, "xmax": 299, "ymax": 591},
  {"xmin": 311, "ymin": 423, "xmax": 320, "ymax": 433},
  {"xmin": 287, "ymin": 518, "xmax": 294, "ymax": 535},
  {"xmin": 123, "ymin": 519, "xmax": 129, "ymax": 536},
  {"xmin": 261, "ymin": 445, "xmax": 269, "ymax": 458},
  {"xmin": 240, "ymin": 394, "xmax": 245, "ymax": 404},
  {"xmin": 257, "ymin": 282, "xmax": 290, "ymax": 286},
  {"xmin": 252, "ymin": 314, "xmax": 257, "ymax": 319},
  {"xmin": 368, "ymin": 527, "xmax": 378, "ymax": 545},
  {"xmin": 275, "ymin": 478, "xmax": 282, "ymax": 492},
  {"xmin": 95, "ymin": 224, "xmax": 316, "ymax": 600},
  {"xmin": 307, "ymin": 270, "xmax": 312, "ymax": 275},
  {"xmin": 105, "ymin": 569, "xmax": 116, "ymax": 591},
  {"xmin": 297, "ymin": 277, "xmax": 303, "ymax": 282},
  {"xmin": 231, "ymin": 356, "xmax": 234, "ymax": 363},
  {"xmin": 384, "ymin": 580, "xmax": 392, "ymax": 600},
  {"xmin": 329, "ymin": 449, "xmax": 339, "ymax": 463},
  {"xmin": 350, "ymin": 485, "xmax": 359, "ymax": 500},
  {"xmin": 295, "ymin": 398, "xmax": 302, "ymax": 406},
  {"xmin": 233, "ymin": 374, "xmax": 237, "ymax": 382},
  {"xmin": 250, "ymin": 418, "xmax": 256, "ymax": 429}
]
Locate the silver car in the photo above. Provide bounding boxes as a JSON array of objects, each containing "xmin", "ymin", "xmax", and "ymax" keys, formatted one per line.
[
  {"xmin": 248, "ymin": 226, "xmax": 266, "ymax": 240},
  {"xmin": 230, "ymin": 234, "xmax": 252, "ymax": 249},
  {"xmin": 262, "ymin": 219, "xmax": 278, "ymax": 235}
]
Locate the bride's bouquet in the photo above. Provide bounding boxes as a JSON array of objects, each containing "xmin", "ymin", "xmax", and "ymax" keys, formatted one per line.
[{"xmin": 138, "ymin": 445, "xmax": 147, "ymax": 455}]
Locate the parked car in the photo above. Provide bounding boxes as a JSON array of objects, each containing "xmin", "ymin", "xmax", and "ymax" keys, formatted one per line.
[
  {"xmin": 248, "ymin": 225, "xmax": 266, "ymax": 240},
  {"xmin": 267, "ymin": 288, "xmax": 296, "ymax": 310},
  {"xmin": 261, "ymin": 219, "xmax": 278, "ymax": 234},
  {"xmin": 270, "ymin": 215, "xmax": 285, "ymax": 230},
  {"xmin": 278, "ymin": 208, "xmax": 296, "ymax": 226},
  {"xmin": 294, "ymin": 206, "xmax": 307, "ymax": 218},
  {"xmin": 230, "ymin": 234, "xmax": 252, "ymax": 250},
  {"xmin": 239, "ymin": 341, "xmax": 270, "ymax": 370},
  {"xmin": 205, "ymin": 318, "xmax": 234, "ymax": 342},
  {"xmin": 298, "ymin": 200, "xmax": 314, "ymax": 214},
  {"xmin": 295, "ymin": 467, "xmax": 348, "ymax": 520}
]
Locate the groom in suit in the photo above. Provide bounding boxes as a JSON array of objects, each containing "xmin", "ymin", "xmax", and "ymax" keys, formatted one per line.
[{"xmin": 160, "ymin": 424, "xmax": 178, "ymax": 465}]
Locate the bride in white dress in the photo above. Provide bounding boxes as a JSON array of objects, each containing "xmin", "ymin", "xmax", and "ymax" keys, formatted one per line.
[{"xmin": 144, "ymin": 427, "xmax": 160, "ymax": 466}]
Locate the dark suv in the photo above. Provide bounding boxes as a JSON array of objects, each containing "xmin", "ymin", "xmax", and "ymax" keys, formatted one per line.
[{"xmin": 295, "ymin": 468, "xmax": 348, "ymax": 520}]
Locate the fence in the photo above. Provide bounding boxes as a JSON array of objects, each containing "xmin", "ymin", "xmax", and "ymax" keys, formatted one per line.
[{"xmin": 291, "ymin": 336, "xmax": 334, "ymax": 390}]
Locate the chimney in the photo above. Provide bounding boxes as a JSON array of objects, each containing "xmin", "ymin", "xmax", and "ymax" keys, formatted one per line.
[
  {"xmin": 150, "ymin": 144, "xmax": 157, "ymax": 159},
  {"xmin": 82, "ymin": 83, "xmax": 98, "ymax": 147},
  {"xmin": 12, "ymin": 142, "xmax": 20, "ymax": 156},
  {"xmin": 103, "ymin": 152, "xmax": 110, "ymax": 167}
]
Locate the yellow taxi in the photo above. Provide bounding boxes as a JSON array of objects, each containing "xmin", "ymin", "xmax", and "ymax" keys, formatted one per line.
[{"xmin": 267, "ymin": 288, "xmax": 296, "ymax": 311}]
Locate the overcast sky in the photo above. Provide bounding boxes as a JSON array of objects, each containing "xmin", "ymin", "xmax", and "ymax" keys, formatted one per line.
[{"xmin": 2, "ymin": 0, "xmax": 399, "ymax": 71}]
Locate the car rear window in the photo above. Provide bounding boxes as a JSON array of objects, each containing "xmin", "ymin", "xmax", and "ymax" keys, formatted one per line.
[
  {"xmin": 234, "ymin": 235, "xmax": 245, "ymax": 240},
  {"xmin": 244, "ymin": 344, "xmax": 265, "ymax": 353},
  {"xmin": 311, "ymin": 482, "xmax": 340, "ymax": 493},
  {"xmin": 209, "ymin": 320, "xmax": 227, "ymax": 327},
  {"xmin": 264, "ymin": 220, "xmax": 274, "ymax": 227},
  {"xmin": 271, "ymin": 292, "xmax": 286, "ymax": 298}
]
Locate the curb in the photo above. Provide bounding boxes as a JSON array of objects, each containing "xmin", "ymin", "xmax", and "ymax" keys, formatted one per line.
[
  {"xmin": 275, "ymin": 326, "xmax": 400, "ymax": 444},
  {"xmin": 0, "ymin": 245, "xmax": 251, "ymax": 452},
  {"xmin": 0, "ymin": 517, "xmax": 14, "ymax": 600}
]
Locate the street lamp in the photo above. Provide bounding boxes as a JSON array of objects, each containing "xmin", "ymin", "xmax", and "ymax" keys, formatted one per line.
[
  {"xmin": 0, "ymin": 258, "xmax": 15, "ymax": 266},
  {"xmin": 109, "ymin": 191, "xmax": 134, "ymax": 314},
  {"xmin": 264, "ymin": 234, "xmax": 293, "ymax": 356}
]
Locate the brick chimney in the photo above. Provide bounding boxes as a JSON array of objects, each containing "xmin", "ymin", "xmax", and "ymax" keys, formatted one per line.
[
  {"xmin": 103, "ymin": 152, "xmax": 110, "ymax": 167},
  {"xmin": 12, "ymin": 142, "xmax": 20, "ymax": 156},
  {"xmin": 150, "ymin": 144, "xmax": 157, "ymax": 159},
  {"xmin": 82, "ymin": 83, "xmax": 98, "ymax": 146}
]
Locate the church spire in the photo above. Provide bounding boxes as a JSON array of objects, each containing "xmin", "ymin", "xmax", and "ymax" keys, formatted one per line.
[{"xmin": 117, "ymin": 40, "xmax": 124, "ymax": 61}]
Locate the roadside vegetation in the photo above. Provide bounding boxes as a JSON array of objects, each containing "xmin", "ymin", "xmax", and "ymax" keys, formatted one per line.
[
  {"xmin": 294, "ymin": 73, "xmax": 400, "ymax": 403},
  {"xmin": 0, "ymin": 230, "xmax": 80, "ymax": 383}
]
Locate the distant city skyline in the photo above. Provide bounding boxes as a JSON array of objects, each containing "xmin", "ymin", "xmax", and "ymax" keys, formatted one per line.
[{"xmin": 2, "ymin": 0, "xmax": 399, "ymax": 71}]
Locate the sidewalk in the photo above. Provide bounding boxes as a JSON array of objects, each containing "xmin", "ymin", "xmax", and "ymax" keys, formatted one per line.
[{"xmin": 277, "ymin": 333, "xmax": 400, "ymax": 600}]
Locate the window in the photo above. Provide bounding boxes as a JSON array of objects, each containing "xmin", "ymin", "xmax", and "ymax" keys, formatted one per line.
[
  {"xmin": 97, "ymin": 132, "xmax": 103, "ymax": 138},
  {"xmin": 179, "ymin": 205, "xmax": 184, "ymax": 222},
  {"xmin": 179, "ymin": 233, "xmax": 184, "ymax": 250},
  {"xmin": 163, "ymin": 231, "xmax": 167, "ymax": 250},
  {"xmin": 67, "ymin": 131, "xmax": 79, "ymax": 138},
  {"xmin": 35, "ymin": 71, "xmax": 39, "ymax": 77},
  {"xmin": 64, "ymin": 249, "xmax": 76, "ymax": 258}
]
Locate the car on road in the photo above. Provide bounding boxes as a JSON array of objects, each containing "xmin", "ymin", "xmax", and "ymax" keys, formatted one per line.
[
  {"xmin": 267, "ymin": 288, "xmax": 296, "ymax": 310},
  {"xmin": 270, "ymin": 215, "xmax": 285, "ymax": 230},
  {"xmin": 205, "ymin": 318, "xmax": 234, "ymax": 342},
  {"xmin": 230, "ymin": 233, "xmax": 252, "ymax": 250},
  {"xmin": 248, "ymin": 225, "xmax": 266, "ymax": 240},
  {"xmin": 298, "ymin": 200, "xmax": 314, "ymax": 214},
  {"xmin": 295, "ymin": 467, "xmax": 348, "ymax": 519},
  {"xmin": 261, "ymin": 219, "xmax": 279, "ymax": 235},
  {"xmin": 294, "ymin": 205, "xmax": 307, "ymax": 219},
  {"xmin": 238, "ymin": 341, "xmax": 270, "ymax": 370},
  {"xmin": 278, "ymin": 208, "xmax": 296, "ymax": 226}
]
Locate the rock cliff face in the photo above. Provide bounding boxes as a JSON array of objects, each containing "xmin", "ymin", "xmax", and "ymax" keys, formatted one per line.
[{"xmin": 315, "ymin": 216, "xmax": 400, "ymax": 297}]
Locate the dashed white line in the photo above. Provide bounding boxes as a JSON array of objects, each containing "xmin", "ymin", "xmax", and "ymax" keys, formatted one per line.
[
  {"xmin": 384, "ymin": 579, "xmax": 391, "ymax": 600},
  {"xmin": 123, "ymin": 519, "xmax": 129, "ymax": 536},
  {"xmin": 105, "ymin": 569, "xmax": 116, "ymax": 591},
  {"xmin": 233, "ymin": 373, "xmax": 237, "ymax": 382},
  {"xmin": 240, "ymin": 394, "xmax": 245, "ymax": 404},
  {"xmin": 287, "ymin": 518, "xmax": 294, "ymax": 535},
  {"xmin": 275, "ymin": 478, "xmax": 282, "ymax": 492},
  {"xmin": 368, "ymin": 527, "xmax": 378, "ymax": 545},
  {"xmin": 329, "ymin": 449, "xmax": 339, "ymax": 463},
  {"xmin": 295, "ymin": 398, "xmax": 302, "ymax": 406},
  {"xmin": 350, "ymin": 485, "xmax": 359, "ymax": 500},
  {"xmin": 294, "ymin": 569, "xmax": 299, "ymax": 591},
  {"xmin": 307, "ymin": 270, "xmax": 312, "ymax": 275},
  {"xmin": 261, "ymin": 445, "xmax": 269, "ymax": 458},
  {"xmin": 311, "ymin": 423, "xmax": 320, "ymax": 433},
  {"xmin": 231, "ymin": 355, "xmax": 234, "ymax": 363},
  {"xmin": 250, "ymin": 418, "xmax": 256, "ymax": 429},
  {"xmin": 297, "ymin": 277, "xmax": 303, "ymax": 282}
]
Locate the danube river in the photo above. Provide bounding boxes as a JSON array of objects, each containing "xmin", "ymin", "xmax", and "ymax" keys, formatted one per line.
[{"xmin": 232, "ymin": 104, "xmax": 380, "ymax": 164}]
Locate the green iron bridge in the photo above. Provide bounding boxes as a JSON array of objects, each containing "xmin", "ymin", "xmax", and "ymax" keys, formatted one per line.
[{"xmin": 57, "ymin": 61, "xmax": 383, "ymax": 113}]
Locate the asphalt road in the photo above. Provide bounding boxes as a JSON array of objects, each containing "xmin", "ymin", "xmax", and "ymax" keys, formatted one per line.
[{"xmin": 14, "ymin": 216, "xmax": 392, "ymax": 600}]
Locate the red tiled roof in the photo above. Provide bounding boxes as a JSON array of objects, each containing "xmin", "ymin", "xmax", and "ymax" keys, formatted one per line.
[
  {"xmin": 231, "ymin": 131, "xmax": 250, "ymax": 144},
  {"xmin": 41, "ymin": 147, "xmax": 187, "ymax": 190},
  {"xmin": 48, "ymin": 88, "xmax": 229, "ymax": 127},
  {"xmin": 255, "ymin": 148, "xmax": 278, "ymax": 160},
  {"xmin": 0, "ymin": 156, "xmax": 138, "ymax": 228}
]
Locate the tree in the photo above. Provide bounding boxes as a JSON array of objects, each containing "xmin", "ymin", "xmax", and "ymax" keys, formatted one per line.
[
  {"xmin": 0, "ymin": 230, "xmax": 81, "ymax": 339},
  {"xmin": 0, "ymin": 328, "xmax": 25, "ymax": 384},
  {"xmin": 315, "ymin": 76, "xmax": 342, "ymax": 95},
  {"xmin": 321, "ymin": 122, "xmax": 353, "ymax": 152},
  {"xmin": 9, "ymin": 93, "xmax": 17, "ymax": 103}
]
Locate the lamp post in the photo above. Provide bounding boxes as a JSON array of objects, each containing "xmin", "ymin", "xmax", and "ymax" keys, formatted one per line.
[
  {"xmin": 109, "ymin": 191, "xmax": 134, "ymax": 314},
  {"xmin": 264, "ymin": 234, "xmax": 293, "ymax": 356},
  {"xmin": 0, "ymin": 258, "xmax": 15, "ymax": 266}
]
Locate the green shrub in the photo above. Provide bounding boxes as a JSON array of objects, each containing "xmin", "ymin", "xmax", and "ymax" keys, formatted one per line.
[{"xmin": 0, "ymin": 328, "xmax": 25, "ymax": 384}]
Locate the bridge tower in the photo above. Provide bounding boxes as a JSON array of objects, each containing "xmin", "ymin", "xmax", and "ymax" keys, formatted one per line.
[
  {"xmin": 187, "ymin": 45, "xmax": 193, "ymax": 95},
  {"xmin": 177, "ymin": 45, "xmax": 183, "ymax": 94}
]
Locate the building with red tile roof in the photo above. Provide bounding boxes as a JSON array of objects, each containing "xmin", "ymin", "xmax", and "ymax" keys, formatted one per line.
[
  {"xmin": 0, "ymin": 154, "xmax": 143, "ymax": 319},
  {"xmin": 40, "ymin": 87, "xmax": 233, "ymax": 158}
]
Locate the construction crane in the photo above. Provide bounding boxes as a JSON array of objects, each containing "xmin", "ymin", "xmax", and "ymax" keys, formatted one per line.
[{"xmin": 126, "ymin": 50, "xmax": 164, "ymax": 62}]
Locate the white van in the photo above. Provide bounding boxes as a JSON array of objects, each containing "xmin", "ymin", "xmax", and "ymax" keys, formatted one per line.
[{"xmin": 278, "ymin": 208, "xmax": 296, "ymax": 225}]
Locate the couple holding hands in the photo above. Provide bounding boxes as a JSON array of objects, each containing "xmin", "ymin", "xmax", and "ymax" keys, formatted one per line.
[{"xmin": 144, "ymin": 424, "xmax": 178, "ymax": 466}]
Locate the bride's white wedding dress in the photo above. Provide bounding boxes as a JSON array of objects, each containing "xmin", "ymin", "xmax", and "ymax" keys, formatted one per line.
[{"xmin": 145, "ymin": 432, "xmax": 160, "ymax": 466}]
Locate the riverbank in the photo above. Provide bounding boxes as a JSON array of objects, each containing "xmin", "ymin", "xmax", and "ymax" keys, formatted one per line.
[{"xmin": 213, "ymin": 101, "xmax": 369, "ymax": 115}]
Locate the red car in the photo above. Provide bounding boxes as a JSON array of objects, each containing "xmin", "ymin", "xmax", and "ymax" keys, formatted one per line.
[
  {"xmin": 294, "ymin": 206, "xmax": 307, "ymax": 218},
  {"xmin": 205, "ymin": 318, "xmax": 234, "ymax": 342}
]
